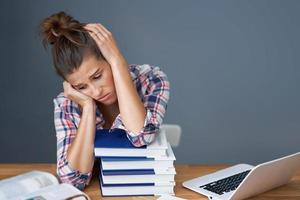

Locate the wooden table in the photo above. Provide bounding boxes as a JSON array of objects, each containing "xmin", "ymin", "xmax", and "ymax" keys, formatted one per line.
[{"xmin": 0, "ymin": 164, "xmax": 299, "ymax": 199}]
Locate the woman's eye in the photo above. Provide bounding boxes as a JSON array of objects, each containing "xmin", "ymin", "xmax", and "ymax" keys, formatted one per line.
[
  {"xmin": 94, "ymin": 74, "xmax": 102, "ymax": 79},
  {"xmin": 78, "ymin": 86, "xmax": 86, "ymax": 90}
]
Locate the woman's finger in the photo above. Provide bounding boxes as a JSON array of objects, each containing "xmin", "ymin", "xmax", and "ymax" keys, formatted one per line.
[
  {"xmin": 85, "ymin": 25, "xmax": 105, "ymax": 39},
  {"xmin": 93, "ymin": 31, "xmax": 105, "ymax": 42},
  {"xmin": 63, "ymin": 81, "xmax": 70, "ymax": 91},
  {"xmin": 90, "ymin": 32, "xmax": 106, "ymax": 47},
  {"xmin": 85, "ymin": 24, "xmax": 102, "ymax": 35},
  {"xmin": 86, "ymin": 28, "xmax": 106, "ymax": 44},
  {"xmin": 85, "ymin": 23, "xmax": 109, "ymax": 39},
  {"xmin": 86, "ymin": 29, "xmax": 105, "ymax": 44},
  {"xmin": 95, "ymin": 23, "xmax": 111, "ymax": 36},
  {"xmin": 63, "ymin": 81, "xmax": 72, "ymax": 97}
]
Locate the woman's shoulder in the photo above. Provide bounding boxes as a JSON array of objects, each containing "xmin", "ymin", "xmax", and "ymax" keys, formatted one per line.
[
  {"xmin": 53, "ymin": 92, "xmax": 80, "ymax": 114},
  {"xmin": 129, "ymin": 64, "xmax": 168, "ymax": 81},
  {"xmin": 53, "ymin": 92, "xmax": 68, "ymax": 107}
]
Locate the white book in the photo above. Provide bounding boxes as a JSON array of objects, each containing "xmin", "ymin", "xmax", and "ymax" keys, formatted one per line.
[
  {"xmin": 0, "ymin": 171, "xmax": 89, "ymax": 200},
  {"xmin": 100, "ymin": 167, "xmax": 176, "ymax": 184},
  {"xmin": 100, "ymin": 183, "xmax": 175, "ymax": 196},
  {"xmin": 101, "ymin": 143, "xmax": 176, "ymax": 170}
]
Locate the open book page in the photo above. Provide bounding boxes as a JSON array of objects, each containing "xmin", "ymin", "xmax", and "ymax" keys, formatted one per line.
[
  {"xmin": 158, "ymin": 194, "xmax": 187, "ymax": 200},
  {"xmin": 22, "ymin": 183, "xmax": 89, "ymax": 200},
  {"xmin": 0, "ymin": 171, "xmax": 58, "ymax": 200}
]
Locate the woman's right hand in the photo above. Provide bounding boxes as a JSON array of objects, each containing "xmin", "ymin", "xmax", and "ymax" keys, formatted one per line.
[{"xmin": 63, "ymin": 81, "xmax": 95, "ymax": 110}]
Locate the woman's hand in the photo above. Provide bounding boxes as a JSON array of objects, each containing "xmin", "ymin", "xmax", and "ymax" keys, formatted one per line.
[
  {"xmin": 84, "ymin": 23, "xmax": 126, "ymax": 67},
  {"xmin": 63, "ymin": 81, "xmax": 95, "ymax": 110}
]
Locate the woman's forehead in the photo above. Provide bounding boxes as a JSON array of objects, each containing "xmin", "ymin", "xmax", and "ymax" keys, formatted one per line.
[{"xmin": 66, "ymin": 56, "xmax": 106, "ymax": 85}]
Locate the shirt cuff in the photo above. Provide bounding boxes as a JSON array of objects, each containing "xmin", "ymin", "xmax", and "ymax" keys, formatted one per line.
[
  {"xmin": 57, "ymin": 158, "xmax": 93, "ymax": 190},
  {"xmin": 114, "ymin": 109, "xmax": 160, "ymax": 147}
]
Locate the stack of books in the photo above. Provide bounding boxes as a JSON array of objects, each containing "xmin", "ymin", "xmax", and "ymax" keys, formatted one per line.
[{"xmin": 94, "ymin": 128, "xmax": 176, "ymax": 197}]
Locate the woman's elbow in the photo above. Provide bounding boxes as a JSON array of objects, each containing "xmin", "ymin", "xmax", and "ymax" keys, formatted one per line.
[
  {"xmin": 130, "ymin": 129, "xmax": 159, "ymax": 147},
  {"xmin": 57, "ymin": 164, "xmax": 92, "ymax": 190}
]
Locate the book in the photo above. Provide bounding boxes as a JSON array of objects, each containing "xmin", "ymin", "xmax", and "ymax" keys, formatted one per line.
[
  {"xmin": 102, "ymin": 167, "xmax": 176, "ymax": 175},
  {"xmin": 95, "ymin": 128, "xmax": 177, "ymax": 197},
  {"xmin": 100, "ymin": 165, "xmax": 176, "ymax": 185},
  {"xmin": 94, "ymin": 128, "xmax": 168, "ymax": 157},
  {"xmin": 101, "ymin": 143, "xmax": 176, "ymax": 170},
  {"xmin": 0, "ymin": 171, "xmax": 89, "ymax": 200},
  {"xmin": 99, "ymin": 177, "xmax": 175, "ymax": 196}
]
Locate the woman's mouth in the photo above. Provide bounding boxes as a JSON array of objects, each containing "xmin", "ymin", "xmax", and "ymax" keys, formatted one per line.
[{"xmin": 98, "ymin": 93, "xmax": 111, "ymax": 102}]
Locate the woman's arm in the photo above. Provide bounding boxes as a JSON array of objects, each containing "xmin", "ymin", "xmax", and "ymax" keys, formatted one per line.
[
  {"xmin": 84, "ymin": 24, "xmax": 146, "ymax": 133},
  {"xmin": 66, "ymin": 101, "xmax": 96, "ymax": 173},
  {"xmin": 84, "ymin": 24, "xmax": 170, "ymax": 148},
  {"xmin": 110, "ymin": 59, "xmax": 146, "ymax": 133},
  {"xmin": 62, "ymin": 81, "xmax": 97, "ymax": 173},
  {"xmin": 114, "ymin": 64, "xmax": 170, "ymax": 147},
  {"xmin": 54, "ymin": 82, "xmax": 97, "ymax": 190}
]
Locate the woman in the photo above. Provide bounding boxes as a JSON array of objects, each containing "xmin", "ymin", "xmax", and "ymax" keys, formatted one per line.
[{"xmin": 39, "ymin": 11, "xmax": 170, "ymax": 190}]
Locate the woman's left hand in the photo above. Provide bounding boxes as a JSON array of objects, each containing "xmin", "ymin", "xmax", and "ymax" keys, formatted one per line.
[{"xmin": 84, "ymin": 23, "xmax": 125, "ymax": 66}]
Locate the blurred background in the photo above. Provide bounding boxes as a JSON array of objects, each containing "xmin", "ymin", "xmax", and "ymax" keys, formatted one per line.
[{"xmin": 0, "ymin": 0, "xmax": 299, "ymax": 164}]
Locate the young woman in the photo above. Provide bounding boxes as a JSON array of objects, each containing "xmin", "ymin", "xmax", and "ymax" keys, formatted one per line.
[{"xmin": 39, "ymin": 11, "xmax": 170, "ymax": 190}]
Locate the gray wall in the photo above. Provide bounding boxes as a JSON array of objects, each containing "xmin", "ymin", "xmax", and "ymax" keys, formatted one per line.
[{"xmin": 1, "ymin": 0, "xmax": 299, "ymax": 164}]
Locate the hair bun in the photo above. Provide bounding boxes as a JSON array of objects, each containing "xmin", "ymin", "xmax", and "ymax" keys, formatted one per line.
[{"xmin": 39, "ymin": 11, "xmax": 85, "ymax": 47}]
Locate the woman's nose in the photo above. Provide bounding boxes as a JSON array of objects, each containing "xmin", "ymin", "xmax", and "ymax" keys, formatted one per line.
[{"xmin": 91, "ymin": 85, "xmax": 102, "ymax": 99}]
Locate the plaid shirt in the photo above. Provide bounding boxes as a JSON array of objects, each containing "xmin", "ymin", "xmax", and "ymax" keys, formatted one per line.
[{"xmin": 53, "ymin": 64, "xmax": 170, "ymax": 190}]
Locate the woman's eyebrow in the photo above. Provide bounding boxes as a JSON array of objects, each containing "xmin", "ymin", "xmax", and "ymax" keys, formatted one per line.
[
  {"xmin": 73, "ymin": 68, "xmax": 102, "ymax": 87},
  {"xmin": 73, "ymin": 83, "xmax": 84, "ymax": 88},
  {"xmin": 89, "ymin": 68, "xmax": 101, "ymax": 78}
]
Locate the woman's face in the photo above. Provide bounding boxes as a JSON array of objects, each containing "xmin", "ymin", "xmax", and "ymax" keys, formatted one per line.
[{"xmin": 66, "ymin": 55, "xmax": 117, "ymax": 106}]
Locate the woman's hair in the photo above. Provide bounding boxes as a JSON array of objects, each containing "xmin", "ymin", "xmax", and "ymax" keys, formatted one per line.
[{"xmin": 39, "ymin": 11, "xmax": 104, "ymax": 79}]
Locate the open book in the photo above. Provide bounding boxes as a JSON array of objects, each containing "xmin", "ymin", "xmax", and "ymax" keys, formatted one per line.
[{"xmin": 0, "ymin": 171, "xmax": 90, "ymax": 200}]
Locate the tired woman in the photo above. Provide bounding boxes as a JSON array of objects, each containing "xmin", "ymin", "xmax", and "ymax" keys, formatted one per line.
[{"xmin": 39, "ymin": 11, "xmax": 170, "ymax": 190}]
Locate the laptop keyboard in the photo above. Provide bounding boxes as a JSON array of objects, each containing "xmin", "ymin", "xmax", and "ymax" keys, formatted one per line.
[{"xmin": 199, "ymin": 170, "xmax": 251, "ymax": 195}]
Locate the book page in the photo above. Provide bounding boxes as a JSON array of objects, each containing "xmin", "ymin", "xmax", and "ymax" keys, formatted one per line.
[
  {"xmin": 0, "ymin": 171, "xmax": 58, "ymax": 200},
  {"xmin": 22, "ymin": 183, "xmax": 89, "ymax": 200},
  {"xmin": 158, "ymin": 194, "xmax": 186, "ymax": 200}
]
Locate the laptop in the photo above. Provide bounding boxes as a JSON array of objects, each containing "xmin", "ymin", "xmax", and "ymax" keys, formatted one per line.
[{"xmin": 183, "ymin": 152, "xmax": 300, "ymax": 200}]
